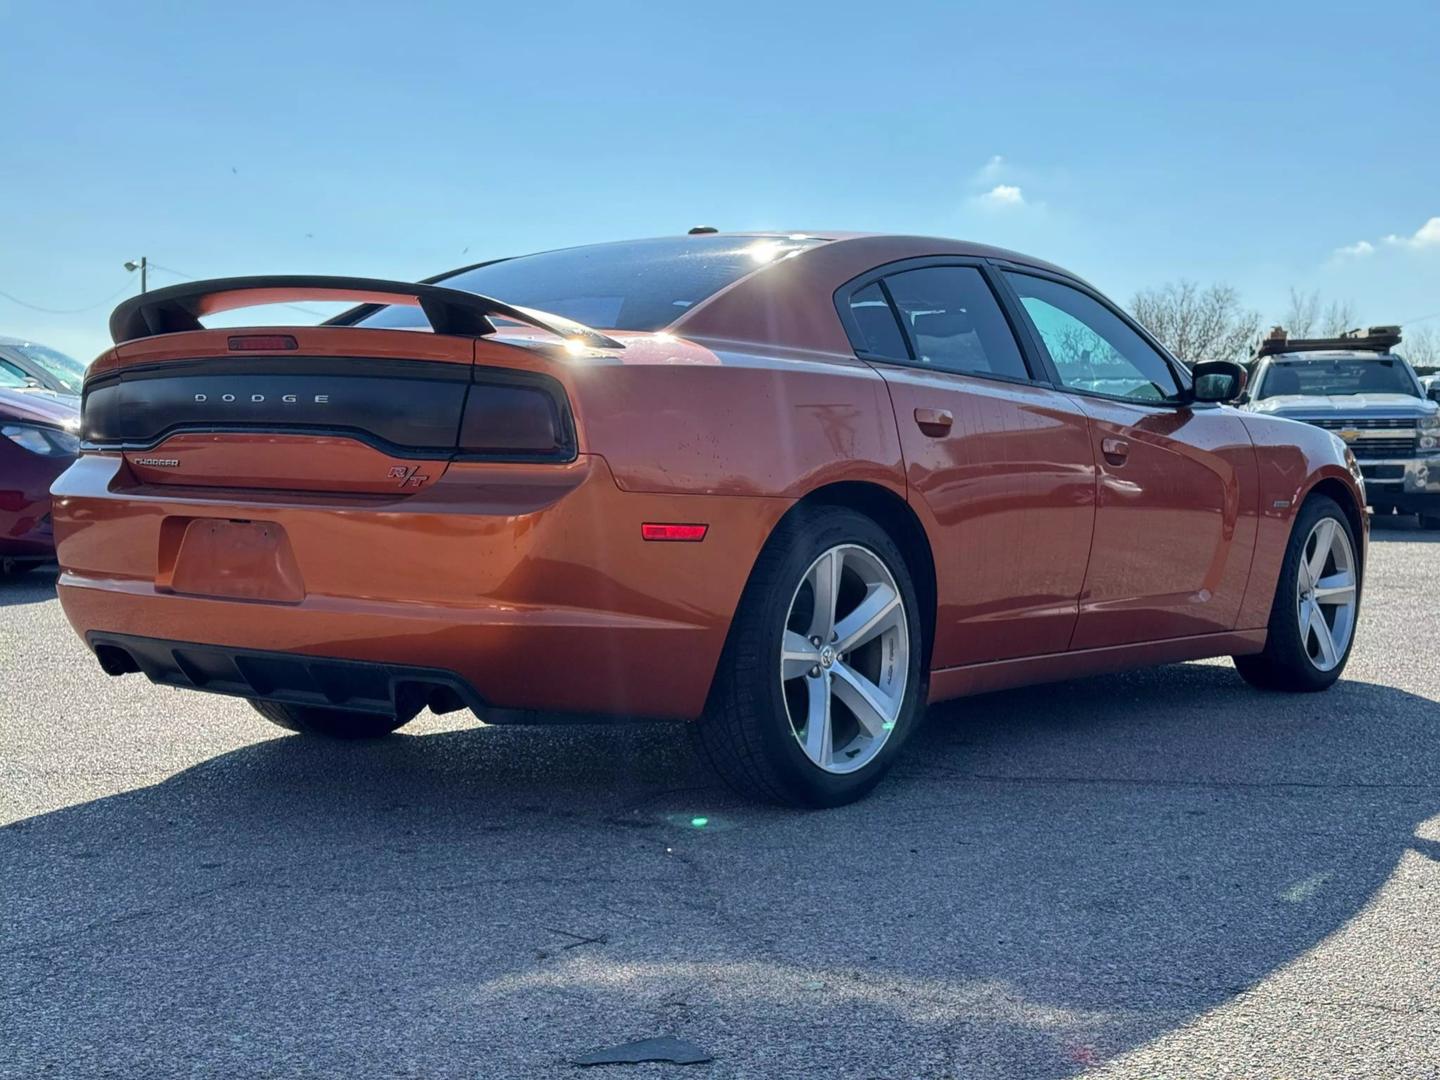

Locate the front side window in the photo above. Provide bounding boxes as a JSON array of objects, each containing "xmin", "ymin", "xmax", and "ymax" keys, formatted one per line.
[
  {"xmin": 881, "ymin": 267, "xmax": 1030, "ymax": 380},
  {"xmin": 1005, "ymin": 273, "xmax": 1181, "ymax": 402}
]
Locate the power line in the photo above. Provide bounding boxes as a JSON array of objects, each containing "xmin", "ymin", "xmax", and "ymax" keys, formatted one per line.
[
  {"xmin": 1398, "ymin": 309, "xmax": 1440, "ymax": 328},
  {"xmin": 0, "ymin": 279, "xmax": 135, "ymax": 315}
]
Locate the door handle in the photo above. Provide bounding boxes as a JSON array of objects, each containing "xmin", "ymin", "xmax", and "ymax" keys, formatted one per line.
[
  {"xmin": 1101, "ymin": 436, "xmax": 1130, "ymax": 465},
  {"xmin": 914, "ymin": 407, "xmax": 954, "ymax": 437}
]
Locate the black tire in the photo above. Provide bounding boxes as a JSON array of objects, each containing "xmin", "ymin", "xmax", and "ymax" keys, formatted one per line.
[
  {"xmin": 249, "ymin": 699, "xmax": 408, "ymax": 739},
  {"xmin": 691, "ymin": 505, "xmax": 926, "ymax": 808},
  {"xmin": 0, "ymin": 559, "xmax": 39, "ymax": 579},
  {"xmin": 1233, "ymin": 494, "xmax": 1359, "ymax": 692}
]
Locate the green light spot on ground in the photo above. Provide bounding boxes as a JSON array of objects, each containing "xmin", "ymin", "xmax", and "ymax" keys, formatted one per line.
[
  {"xmin": 691, "ymin": 817, "xmax": 709, "ymax": 828},
  {"xmin": 882, "ymin": 721, "xmax": 895, "ymax": 730}
]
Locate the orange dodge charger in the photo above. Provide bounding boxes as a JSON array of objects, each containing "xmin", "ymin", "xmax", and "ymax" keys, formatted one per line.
[{"xmin": 53, "ymin": 232, "xmax": 1366, "ymax": 806}]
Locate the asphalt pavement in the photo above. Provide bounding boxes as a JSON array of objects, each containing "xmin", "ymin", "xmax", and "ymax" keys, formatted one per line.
[{"xmin": 3, "ymin": 518, "xmax": 1439, "ymax": 1078}]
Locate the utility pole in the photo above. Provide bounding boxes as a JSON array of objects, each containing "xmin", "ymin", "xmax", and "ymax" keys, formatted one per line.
[{"xmin": 124, "ymin": 256, "xmax": 147, "ymax": 293}]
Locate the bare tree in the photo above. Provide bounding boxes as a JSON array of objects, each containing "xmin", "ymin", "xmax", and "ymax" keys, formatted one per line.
[
  {"xmin": 1129, "ymin": 281, "xmax": 1260, "ymax": 365},
  {"xmin": 1282, "ymin": 288, "xmax": 1357, "ymax": 337},
  {"xmin": 1400, "ymin": 325, "xmax": 1440, "ymax": 372}
]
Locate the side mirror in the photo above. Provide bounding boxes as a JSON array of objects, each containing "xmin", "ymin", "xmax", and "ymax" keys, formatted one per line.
[{"xmin": 1190, "ymin": 360, "xmax": 1248, "ymax": 404}]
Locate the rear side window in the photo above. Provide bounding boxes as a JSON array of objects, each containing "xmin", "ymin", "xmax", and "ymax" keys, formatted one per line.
[
  {"xmin": 355, "ymin": 234, "xmax": 825, "ymax": 333},
  {"xmin": 882, "ymin": 267, "xmax": 1030, "ymax": 380},
  {"xmin": 846, "ymin": 282, "xmax": 908, "ymax": 358}
]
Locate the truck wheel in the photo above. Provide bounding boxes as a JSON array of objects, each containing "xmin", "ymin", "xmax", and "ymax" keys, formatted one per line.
[
  {"xmin": 250, "ymin": 699, "xmax": 408, "ymax": 739},
  {"xmin": 1234, "ymin": 494, "xmax": 1359, "ymax": 692},
  {"xmin": 692, "ymin": 506, "xmax": 925, "ymax": 807}
]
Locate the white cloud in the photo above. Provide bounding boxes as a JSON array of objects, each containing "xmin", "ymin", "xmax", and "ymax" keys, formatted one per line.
[
  {"xmin": 978, "ymin": 184, "xmax": 1025, "ymax": 209},
  {"xmin": 1383, "ymin": 216, "xmax": 1440, "ymax": 250},
  {"xmin": 965, "ymin": 157, "xmax": 1048, "ymax": 215},
  {"xmin": 1333, "ymin": 240, "xmax": 1375, "ymax": 259}
]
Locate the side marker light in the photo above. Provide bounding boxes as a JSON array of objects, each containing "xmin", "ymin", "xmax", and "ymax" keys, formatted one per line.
[{"xmin": 641, "ymin": 523, "xmax": 708, "ymax": 542}]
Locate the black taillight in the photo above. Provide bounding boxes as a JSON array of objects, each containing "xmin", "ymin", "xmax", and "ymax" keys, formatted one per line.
[{"xmin": 457, "ymin": 373, "xmax": 575, "ymax": 462}]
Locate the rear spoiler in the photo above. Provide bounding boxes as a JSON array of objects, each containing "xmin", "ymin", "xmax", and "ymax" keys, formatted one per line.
[{"xmin": 108, "ymin": 275, "xmax": 624, "ymax": 350}]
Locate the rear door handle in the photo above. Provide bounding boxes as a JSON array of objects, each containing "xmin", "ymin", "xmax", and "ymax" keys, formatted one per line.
[
  {"xmin": 914, "ymin": 407, "xmax": 954, "ymax": 437},
  {"xmin": 1101, "ymin": 436, "xmax": 1130, "ymax": 465}
]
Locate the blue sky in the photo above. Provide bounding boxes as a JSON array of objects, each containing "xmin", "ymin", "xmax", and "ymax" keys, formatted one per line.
[{"xmin": 3, "ymin": 0, "xmax": 1437, "ymax": 361}]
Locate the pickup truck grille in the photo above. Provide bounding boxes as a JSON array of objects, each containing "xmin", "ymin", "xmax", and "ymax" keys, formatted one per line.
[
  {"xmin": 1348, "ymin": 437, "xmax": 1416, "ymax": 459},
  {"xmin": 1292, "ymin": 417, "xmax": 1417, "ymax": 459},
  {"xmin": 1306, "ymin": 417, "xmax": 1415, "ymax": 431}
]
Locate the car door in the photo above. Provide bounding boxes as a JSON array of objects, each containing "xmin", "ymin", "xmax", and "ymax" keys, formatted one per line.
[
  {"xmin": 998, "ymin": 269, "xmax": 1258, "ymax": 649},
  {"xmin": 837, "ymin": 261, "xmax": 1097, "ymax": 668}
]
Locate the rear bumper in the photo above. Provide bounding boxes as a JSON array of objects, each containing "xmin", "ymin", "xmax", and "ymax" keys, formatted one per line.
[
  {"xmin": 54, "ymin": 453, "xmax": 789, "ymax": 720},
  {"xmin": 90, "ymin": 632, "xmax": 486, "ymax": 721}
]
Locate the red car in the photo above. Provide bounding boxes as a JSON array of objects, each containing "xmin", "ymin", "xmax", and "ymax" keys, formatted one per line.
[
  {"xmin": 52, "ymin": 233, "xmax": 1366, "ymax": 805},
  {"xmin": 1, "ymin": 383, "xmax": 79, "ymax": 575}
]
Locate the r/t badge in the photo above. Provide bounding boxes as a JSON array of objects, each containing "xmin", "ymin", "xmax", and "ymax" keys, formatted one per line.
[{"xmin": 387, "ymin": 465, "xmax": 431, "ymax": 488}]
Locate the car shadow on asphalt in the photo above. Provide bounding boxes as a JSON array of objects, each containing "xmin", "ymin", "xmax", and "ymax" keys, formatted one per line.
[
  {"xmin": 3, "ymin": 663, "xmax": 1439, "ymax": 1076},
  {"xmin": 0, "ymin": 565, "xmax": 57, "ymax": 607}
]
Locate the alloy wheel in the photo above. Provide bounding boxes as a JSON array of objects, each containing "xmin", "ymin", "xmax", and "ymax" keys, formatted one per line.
[
  {"xmin": 1295, "ymin": 517, "xmax": 1357, "ymax": 672},
  {"xmin": 780, "ymin": 544, "xmax": 909, "ymax": 774}
]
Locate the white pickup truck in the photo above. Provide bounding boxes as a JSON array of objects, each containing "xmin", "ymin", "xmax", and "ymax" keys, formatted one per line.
[{"xmin": 1244, "ymin": 327, "xmax": 1440, "ymax": 529}]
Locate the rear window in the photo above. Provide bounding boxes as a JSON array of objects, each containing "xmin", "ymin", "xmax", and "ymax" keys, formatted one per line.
[
  {"xmin": 1258, "ymin": 357, "xmax": 1420, "ymax": 399},
  {"xmin": 355, "ymin": 235, "xmax": 825, "ymax": 333}
]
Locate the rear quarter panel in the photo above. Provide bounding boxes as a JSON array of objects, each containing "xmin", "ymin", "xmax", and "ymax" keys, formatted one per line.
[{"xmin": 569, "ymin": 336, "xmax": 907, "ymax": 499}]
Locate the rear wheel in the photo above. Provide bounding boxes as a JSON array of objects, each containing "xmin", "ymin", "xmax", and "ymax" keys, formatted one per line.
[
  {"xmin": 1234, "ymin": 494, "xmax": 1359, "ymax": 692},
  {"xmin": 249, "ymin": 699, "xmax": 408, "ymax": 739},
  {"xmin": 692, "ymin": 506, "xmax": 925, "ymax": 807}
]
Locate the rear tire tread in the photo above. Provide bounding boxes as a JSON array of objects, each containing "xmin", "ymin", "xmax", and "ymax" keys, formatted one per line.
[{"xmin": 691, "ymin": 505, "xmax": 924, "ymax": 808}]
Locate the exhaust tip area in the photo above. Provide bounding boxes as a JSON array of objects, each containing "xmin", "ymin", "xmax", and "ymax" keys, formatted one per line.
[
  {"xmin": 94, "ymin": 643, "xmax": 141, "ymax": 677},
  {"xmin": 84, "ymin": 632, "xmax": 489, "ymax": 722}
]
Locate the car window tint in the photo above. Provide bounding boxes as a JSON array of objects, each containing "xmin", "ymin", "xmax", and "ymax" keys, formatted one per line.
[
  {"xmin": 846, "ymin": 282, "xmax": 908, "ymax": 358},
  {"xmin": 882, "ymin": 267, "xmax": 1029, "ymax": 379},
  {"xmin": 1005, "ymin": 273, "xmax": 1180, "ymax": 402}
]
